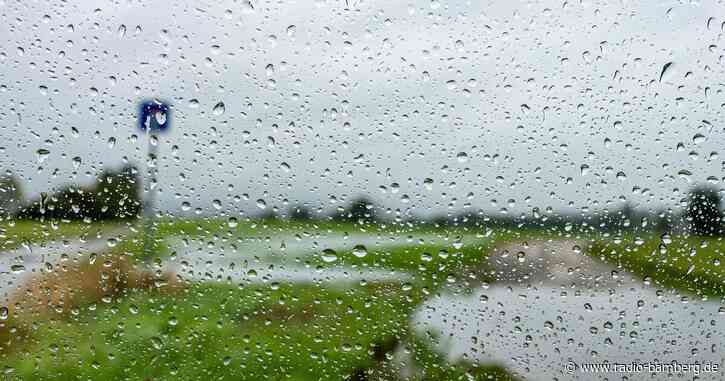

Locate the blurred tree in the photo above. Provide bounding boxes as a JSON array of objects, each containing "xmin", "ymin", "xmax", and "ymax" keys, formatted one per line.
[
  {"xmin": 289, "ymin": 205, "xmax": 312, "ymax": 221},
  {"xmin": 17, "ymin": 165, "xmax": 141, "ymax": 221},
  {"xmin": 258, "ymin": 209, "xmax": 278, "ymax": 220},
  {"xmin": 333, "ymin": 197, "xmax": 376, "ymax": 223},
  {"xmin": 619, "ymin": 201, "xmax": 636, "ymax": 229},
  {"xmin": 95, "ymin": 165, "xmax": 142, "ymax": 219},
  {"xmin": 653, "ymin": 208, "xmax": 674, "ymax": 233},
  {"xmin": 0, "ymin": 174, "xmax": 23, "ymax": 217},
  {"xmin": 348, "ymin": 197, "xmax": 375, "ymax": 222},
  {"xmin": 686, "ymin": 186, "xmax": 723, "ymax": 236}
]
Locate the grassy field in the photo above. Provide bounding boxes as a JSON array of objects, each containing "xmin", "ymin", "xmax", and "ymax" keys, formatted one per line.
[
  {"xmin": 588, "ymin": 233, "xmax": 725, "ymax": 298},
  {"xmin": 0, "ymin": 219, "xmax": 522, "ymax": 380},
  {"xmin": 1, "ymin": 278, "xmax": 516, "ymax": 380},
  {"xmin": 4, "ymin": 218, "xmax": 724, "ymax": 380},
  {"xmin": 305, "ymin": 243, "xmax": 500, "ymax": 292}
]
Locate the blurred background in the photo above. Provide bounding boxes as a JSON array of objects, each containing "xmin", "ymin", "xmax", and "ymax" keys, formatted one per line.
[{"xmin": 0, "ymin": 0, "xmax": 724, "ymax": 380}]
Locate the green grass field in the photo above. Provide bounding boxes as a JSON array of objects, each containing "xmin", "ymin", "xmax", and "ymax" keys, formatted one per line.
[
  {"xmin": 0, "ymin": 219, "xmax": 522, "ymax": 380},
  {"xmin": 2, "ymin": 276, "xmax": 516, "ymax": 380},
  {"xmin": 3, "ymin": 218, "xmax": 724, "ymax": 380},
  {"xmin": 587, "ymin": 233, "xmax": 725, "ymax": 298}
]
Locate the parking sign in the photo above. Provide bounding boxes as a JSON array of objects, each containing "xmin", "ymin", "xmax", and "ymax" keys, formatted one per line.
[{"xmin": 138, "ymin": 99, "xmax": 171, "ymax": 133}]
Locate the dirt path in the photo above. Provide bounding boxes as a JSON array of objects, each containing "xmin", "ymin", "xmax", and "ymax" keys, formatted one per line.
[
  {"xmin": 0, "ymin": 228, "xmax": 129, "ymax": 305},
  {"xmin": 486, "ymin": 239, "xmax": 637, "ymax": 288}
]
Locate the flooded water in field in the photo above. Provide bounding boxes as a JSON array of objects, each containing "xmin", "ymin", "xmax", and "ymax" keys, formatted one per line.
[
  {"xmin": 412, "ymin": 241, "xmax": 725, "ymax": 381},
  {"xmin": 161, "ymin": 232, "xmax": 459, "ymax": 285},
  {"xmin": 413, "ymin": 284, "xmax": 724, "ymax": 380},
  {"xmin": 167, "ymin": 231, "xmax": 480, "ymax": 260},
  {"xmin": 5, "ymin": 233, "xmax": 723, "ymax": 381}
]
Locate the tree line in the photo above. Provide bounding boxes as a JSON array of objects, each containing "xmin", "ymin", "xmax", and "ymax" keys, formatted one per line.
[
  {"xmin": 281, "ymin": 187, "xmax": 725, "ymax": 237},
  {"xmin": 1, "ymin": 169, "xmax": 723, "ymax": 236},
  {"xmin": 2, "ymin": 165, "xmax": 141, "ymax": 221}
]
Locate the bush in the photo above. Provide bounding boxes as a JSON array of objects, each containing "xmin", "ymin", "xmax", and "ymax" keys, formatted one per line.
[
  {"xmin": 685, "ymin": 186, "xmax": 723, "ymax": 236},
  {"xmin": 17, "ymin": 165, "xmax": 141, "ymax": 221},
  {"xmin": 332, "ymin": 197, "xmax": 377, "ymax": 223},
  {"xmin": 0, "ymin": 174, "xmax": 23, "ymax": 217}
]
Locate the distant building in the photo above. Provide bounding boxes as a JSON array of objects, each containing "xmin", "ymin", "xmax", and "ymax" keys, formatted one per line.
[{"xmin": 0, "ymin": 175, "xmax": 23, "ymax": 217}]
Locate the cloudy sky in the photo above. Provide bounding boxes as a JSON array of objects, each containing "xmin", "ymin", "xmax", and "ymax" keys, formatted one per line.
[{"xmin": 2, "ymin": 0, "xmax": 725, "ymax": 218}]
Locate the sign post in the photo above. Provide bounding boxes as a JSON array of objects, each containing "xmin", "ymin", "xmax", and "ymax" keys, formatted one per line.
[{"xmin": 138, "ymin": 100, "xmax": 171, "ymax": 259}]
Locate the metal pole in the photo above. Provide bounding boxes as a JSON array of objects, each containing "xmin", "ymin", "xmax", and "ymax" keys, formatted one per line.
[
  {"xmin": 137, "ymin": 99, "xmax": 169, "ymax": 260},
  {"xmin": 142, "ymin": 132, "xmax": 158, "ymax": 258}
]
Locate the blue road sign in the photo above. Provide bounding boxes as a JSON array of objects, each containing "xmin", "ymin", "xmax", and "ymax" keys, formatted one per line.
[{"xmin": 138, "ymin": 100, "xmax": 171, "ymax": 133}]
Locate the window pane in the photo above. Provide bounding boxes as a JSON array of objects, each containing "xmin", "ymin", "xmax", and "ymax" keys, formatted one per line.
[{"xmin": 1, "ymin": 1, "xmax": 723, "ymax": 380}]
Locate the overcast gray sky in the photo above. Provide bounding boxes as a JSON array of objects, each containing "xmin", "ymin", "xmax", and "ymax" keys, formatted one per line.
[{"xmin": 2, "ymin": 0, "xmax": 725, "ymax": 218}]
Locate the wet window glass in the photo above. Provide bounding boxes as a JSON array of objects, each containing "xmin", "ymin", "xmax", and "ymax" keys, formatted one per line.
[{"xmin": 1, "ymin": 1, "xmax": 723, "ymax": 380}]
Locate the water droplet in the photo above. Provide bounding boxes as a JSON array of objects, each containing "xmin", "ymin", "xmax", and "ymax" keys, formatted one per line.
[
  {"xmin": 242, "ymin": 0, "xmax": 255, "ymax": 13},
  {"xmin": 154, "ymin": 110, "xmax": 167, "ymax": 125},
  {"xmin": 580, "ymin": 164, "xmax": 590, "ymax": 176},
  {"xmin": 321, "ymin": 249, "xmax": 338, "ymax": 263},
  {"xmin": 36, "ymin": 149, "xmax": 50, "ymax": 163},
  {"xmin": 10, "ymin": 265, "xmax": 25, "ymax": 273},
  {"xmin": 678, "ymin": 169, "xmax": 692, "ymax": 182},
  {"xmin": 213, "ymin": 101, "xmax": 225, "ymax": 116},
  {"xmin": 659, "ymin": 62, "xmax": 675, "ymax": 83},
  {"xmin": 351, "ymin": 245, "xmax": 367, "ymax": 258},
  {"xmin": 227, "ymin": 217, "xmax": 238, "ymax": 228},
  {"xmin": 151, "ymin": 337, "xmax": 164, "ymax": 350}
]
